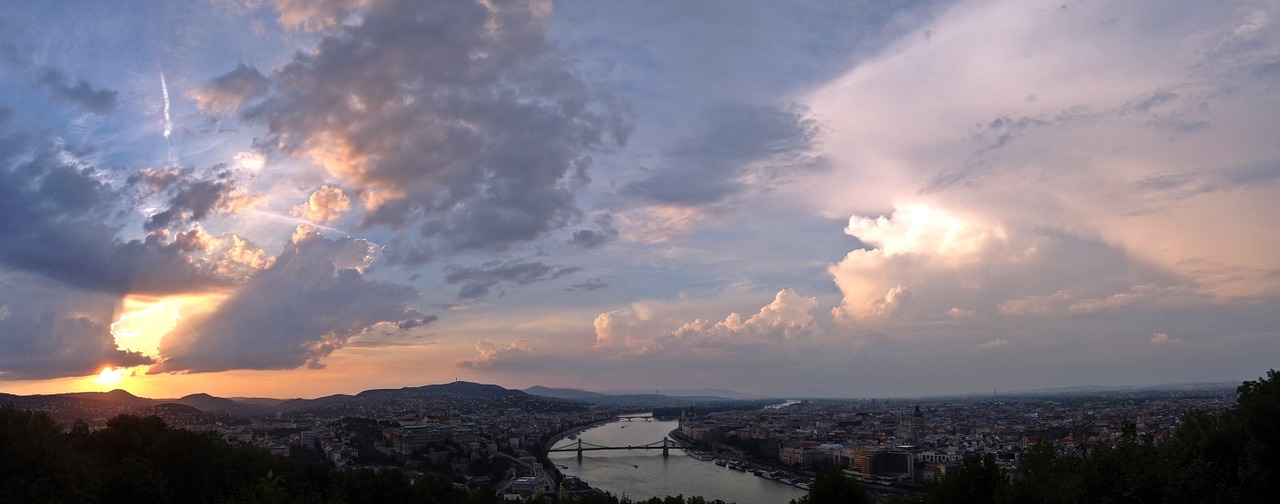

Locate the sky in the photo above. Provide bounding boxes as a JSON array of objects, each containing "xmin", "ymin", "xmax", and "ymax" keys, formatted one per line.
[{"xmin": 1, "ymin": 0, "xmax": 1278, "ymax": 399}]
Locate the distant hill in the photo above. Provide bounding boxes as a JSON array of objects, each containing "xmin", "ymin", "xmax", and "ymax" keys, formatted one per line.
[
  {"xmin": 524, "ymin": 386, "xmax": 608, "ymax": 400},
  {"xmin": 526, "ymin": 385, "xmax": 755, "ymax": 404},
  {"xmin": 357, "ymin": 381, "xmax": 526, "ymax": 399},
  {"xmin": 174, "ymin": 393, "xmax": 238, "ymax": 412},
  {"xmin": 228, "ymin": 397, "xmax": 286, "ymax": 407},
  {"xmin": 171, "ymin": 393, "xmax": 274, "ymax": 416},
  {"xmin": 523, "ymin": 386, "xmax": 750, "ymax": 406},
  {"xmin": 60, "ymin": 389, "xmax": 156, "ymax": 407},
  {"xmin": 603, "ymin": 388, "xmax": 761, "ymax": 400}
]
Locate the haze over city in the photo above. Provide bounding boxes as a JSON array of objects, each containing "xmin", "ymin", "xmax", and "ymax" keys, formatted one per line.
[{"xmin": 1, "ymin": 0, "xmax": 1277, "ymax": 400}]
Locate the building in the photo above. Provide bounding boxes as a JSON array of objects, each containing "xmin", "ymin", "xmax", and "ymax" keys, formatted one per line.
[{"xmin": 394, "ymin": 422, "xmax": 451, "ymax": 456}]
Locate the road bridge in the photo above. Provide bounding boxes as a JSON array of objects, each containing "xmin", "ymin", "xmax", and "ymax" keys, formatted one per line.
[{"xmin": 548, "ymin": 438, "xmax": 681, "ymax": 459}]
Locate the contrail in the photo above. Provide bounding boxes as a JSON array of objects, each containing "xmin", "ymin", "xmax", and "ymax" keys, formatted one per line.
[
  {"xmin": 160, "ymin": 71, "xmax": 172, "ymax": 138},
  {"xmin": 159, "ymin": 70, "xmax": 175, "ymax": 165}
]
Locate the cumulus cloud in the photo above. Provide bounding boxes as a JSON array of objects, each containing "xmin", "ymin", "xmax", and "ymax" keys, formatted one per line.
[
  {"xmin": 457, "ymin": 339, "xmax": 534, "ymax": 370},
  {"xmin": 152, "ymin": 229, "xmax": 420, "ymax": 373},
  {"xmin": 444, "ymin": 260, "xmax": 580, "ymax": 300},
  {"xmin": 594, "ymin": 289, "xmax": 819, "ymax": 357},
  {"xmin": 829, "ymin": 203, "xmax": 1200, "ymax": 330},
  {"xmin": 191, "ymin": 63, "xmax": 269, "ymax": 115},
  {"xmin": 242, "ymin": 0, "xmax": 629, "ymax": 253},
  {"xmin": 291, "ymin": 185, "xmax": 351, "ymax": 223},
  {"xmin": 36, "ymin": 68, "xmax": 117, "ymax": 114},
  {"xmin": 171, "ymin": 225, "xmax": 275, "ymax": 282},
  {"xmin": 830, "ymin": 205, "xmax": 1006, "ymax": 322}
]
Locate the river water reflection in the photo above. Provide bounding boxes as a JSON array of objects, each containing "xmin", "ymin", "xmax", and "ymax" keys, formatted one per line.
[{"xmin": 549, "ymin": 417, "xmax": 805, "ymax": 503}]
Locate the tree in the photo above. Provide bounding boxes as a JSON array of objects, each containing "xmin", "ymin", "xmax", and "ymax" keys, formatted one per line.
[
  {"xmin": 791, "ymin": 468, "xmax": 868, "ymax": 504},
  {"xmin": 920, "ymin": 454, "xmax": 1006, "ymax": 504}
]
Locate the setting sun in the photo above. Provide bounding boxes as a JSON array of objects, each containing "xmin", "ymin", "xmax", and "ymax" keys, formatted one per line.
[{"xmin": 91, "ymin": 367, "xmax": 130, "ymax": 388}]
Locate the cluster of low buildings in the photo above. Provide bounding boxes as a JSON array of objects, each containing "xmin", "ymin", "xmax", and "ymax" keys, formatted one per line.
[{"xmin": 676, "ymin": 388, "xmax": 1236, "ymax": 488}]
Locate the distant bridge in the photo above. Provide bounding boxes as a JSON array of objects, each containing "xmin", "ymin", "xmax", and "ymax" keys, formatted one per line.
[
  {"xmin": 549, "ymin": 438, "xmax": 681, "ymax": 459},
  {"xmin": 616, "ymin": 414, "xmax": 653, "ymax": 421}
]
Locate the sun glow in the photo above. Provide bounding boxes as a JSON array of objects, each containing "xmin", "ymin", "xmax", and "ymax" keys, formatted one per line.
[
  {"xmin": 110, "ymin": 293, "xmax": 228, "ymax": 358},
  {"xmin": 91, "ymin": 366, "xmax": 131, "ymax": 388}
]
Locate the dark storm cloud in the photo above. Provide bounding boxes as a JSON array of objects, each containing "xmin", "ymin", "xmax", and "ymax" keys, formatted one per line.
[
  {"xmin": 36, "ymin": 69, "xmax": 118, "ymax": 114},
  {"xmin": 243, "ymin": 0, "xmax": 630, "ymax": 253},
  {"xmin": 623, "ymin": 103, "xmax": 826, "ymax": 206},
  {"xmin": 152, "ymin": 231, "xmax": 421, "ymax": 373},
  {"xmin": 0, "ymin": 124, "xmax": 229, "ymax": 296},
  {"xmin": 445, "ymin": 260, "xmax": 581, "ymax": 300},
  {"xmin": 0, "ymin": 276, "xmax": 152, "ymax": 380}
]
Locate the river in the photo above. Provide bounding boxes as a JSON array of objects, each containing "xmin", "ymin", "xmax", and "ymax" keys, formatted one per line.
[{"xmin": 549, "ymin": 417, "xmax": 806, "ymax": 503}]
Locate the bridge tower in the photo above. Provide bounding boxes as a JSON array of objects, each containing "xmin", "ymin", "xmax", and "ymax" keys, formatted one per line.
[
  {"xmin": 576, "ymin": 439, "xmax": 583, "ymax": 461},
  {"xmin": 662, "ymin": 437, "xmax": 669, "ymax": 458}
]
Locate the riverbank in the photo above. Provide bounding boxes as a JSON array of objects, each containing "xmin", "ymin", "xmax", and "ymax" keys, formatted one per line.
[
  {"xmin": 669, "ymin": 429, "xmax": 817, "ymax": 491},
  {"xmin": 552, "ymin": 418, "xmax": 805, "ymax": 503}
]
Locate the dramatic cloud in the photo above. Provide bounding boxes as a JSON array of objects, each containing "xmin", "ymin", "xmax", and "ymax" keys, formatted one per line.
[
  {"xmin": 191, "ymin": 63, "xmax": 269, "ymax": 115},
  {"xmin": 4, "ymin": 0, "xmax": 1279, "ymax": 396},
  {"xmin": 828, "ymin": 204, "xmax": 1202, "ymax": 331},
  {"xmin": 152, "ymin": 230, "xmax": 420, "ymax": 373},
  {"xmin": 243, "ymin": 0, "xmax": 630, "ymax": 253},
  {"xmin": 291, "ymin": 185, "xmax": 351, "ymax": 224},
  {"xmin": 457, "ymin": 339, "xmax": 534, "ymax": 369},
  {"xmin": 444, "ymin": 260, "xmax": 581, "ymax": 300},
  {"xmin": 170, "ymin": 226, "xmax": 275, "ymax": 282},
  {"xmin": 0, "ymin": 125, "xmax": 234, "ymax": 296},
  {"xmin": 808, "ymin": 0, "xmax": 1280, "ymax": 300},
  {"xmin": 0, "ymin": 277, "xmax": 151, "ymax": 380},
  {"xmin": 36, "ymin": 68, "xmax": 118, "ymax": 114}
]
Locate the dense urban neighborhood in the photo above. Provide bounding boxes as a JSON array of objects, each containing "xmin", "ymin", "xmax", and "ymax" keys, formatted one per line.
[{"xmin": 0, "ymin": 378, "xmax": 1250, "ymax": 502}]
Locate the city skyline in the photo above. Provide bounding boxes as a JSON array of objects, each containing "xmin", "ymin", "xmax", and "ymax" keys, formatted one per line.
[{"xmin": 1, "ymin": 0, "xmax": 1278, "ymax": 399}]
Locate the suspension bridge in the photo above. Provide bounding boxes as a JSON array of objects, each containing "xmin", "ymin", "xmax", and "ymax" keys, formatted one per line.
[{"xmin": 548, "ymin": 437, "xmax": 681, "ymax": 459}]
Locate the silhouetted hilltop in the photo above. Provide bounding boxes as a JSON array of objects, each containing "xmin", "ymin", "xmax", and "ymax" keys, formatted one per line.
[
  {"xmin": 357, "ymin": 381, "xmax": 526, "ymax": 399},
  {"xmin": 59, "ymin": 389, "xmax": 154, "ymax": 407},
  {"xmin": 524, "ymin": 385, "xmax": 608, "ymax": 400}
]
